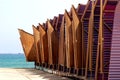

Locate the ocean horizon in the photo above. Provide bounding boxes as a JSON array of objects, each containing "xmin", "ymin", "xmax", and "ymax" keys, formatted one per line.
[{"xmin": 0, "ymin": 53, "xmax": 34, "ymax": 68}]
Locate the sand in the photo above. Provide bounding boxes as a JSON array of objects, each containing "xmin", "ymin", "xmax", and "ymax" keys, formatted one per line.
[{"xmin": 0, "ymin": 68, "xmax": 70, "ymax": 80}]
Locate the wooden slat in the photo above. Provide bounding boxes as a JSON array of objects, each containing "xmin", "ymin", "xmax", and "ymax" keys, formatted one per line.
[
  {"xmin": 95, "ymin": 0, "xmax": 104, "ymax": 79},
  {"xmin": 104, "ymin": 22, "xmax": 112, "ymax": 32},
  {"xmin": 81, "ymin": 0, "xmax": 91, "ymax": 21},
  {"xmin": 87, "ymin": 0, "xmax": 95, "ymax": 74},
  {"xmin": 85, "ymin": 0, "xmax": 95, "ymax": 78}
]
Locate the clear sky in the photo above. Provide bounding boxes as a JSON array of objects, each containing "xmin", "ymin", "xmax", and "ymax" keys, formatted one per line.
[{"xmin": 0, "ymin": 0, "xmax": 87, "ymax": 53}]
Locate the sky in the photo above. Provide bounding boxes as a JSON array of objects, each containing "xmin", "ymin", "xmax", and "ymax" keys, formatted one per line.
[{"xmin": 0, "ymin": 0, "xmax": 88, "ymax": 53}]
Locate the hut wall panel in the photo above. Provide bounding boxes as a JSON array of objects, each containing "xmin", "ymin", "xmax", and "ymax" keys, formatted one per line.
[
  {"xmin": 72, "ymin": 5, "xmax": 83, "ymax": 69},
  {"xmin": 58, "ymin": 17, "xmax": 66, "ymax": 66},
  {"xmin": 47, "ymin": 21, "xmax": 59, "ymax": 65},
  {"xmin": 19, "ymin": 30, "xmax": 36, "ymax": 61},
  {"xmin": 65, "ymin": 11, "xmax": 74, "ymax": 68},
  {"xmin": 33, "ymin": 26, "xmax": 41, "ymax": 64},
  {"xmin": 39, "ymin": 26, "xmax": 48, "ymax": 63}
]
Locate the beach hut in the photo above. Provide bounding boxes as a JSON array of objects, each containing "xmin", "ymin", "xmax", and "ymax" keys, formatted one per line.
[
  {"xmin": 64, "ymin": 10, "xmax": 74, "ymax": 72},
  {"xmin": 58, "ymin": 16, "xmax": 67, "ymax": 71},
  {"xmin": 32, "ymin": 26, "xmax": 41, "ymax": 66},
  {"xmin": 18, "ymin": 29, "xmax": 36, "ymax": 62},
  {"xmin": 71, "ymin": 4, "xmax": 85, "ymax": 75},
  {"xmin": 18, "ymin": 0, "xmax": 120, "ymax": 79},
  {"xmin": 38, "ymin": 24, "xmax": 48, "ymax": 65},
  {"xmin": 47, "ymin": 20, "xmax": 59, "ymax": 68}
]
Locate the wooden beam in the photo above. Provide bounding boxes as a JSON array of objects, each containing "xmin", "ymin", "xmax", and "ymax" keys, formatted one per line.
[
  {"xmin": 103, "ymin": 19, "xmax": 114, "ymax": 21},
  {"xmin": 81, "ymin": 0, "xmax": 91, "ymax": 21},
  {"xmin": 94, "ymin": 27, "xmax": 98, "ymax": 32},
  {"xmin": 85, "ymin": 0, "xmax": 95, "ymax": 78},
  {"xmin": 103, "ymin": 0, "xmax": 108, "ymax": 11},
  {"xmin": 95, "ymin": 0, "xmax": 104, "ymax": 79},
  {"xmin": 108, "ymin": 0, "xmax": 119, "ymax": 1},
  {"xmin": 104, "ymin": 10, "xmax": 115, "ymax": 13},
  {"xmin": 104, "ymin": 22, "xmax": 112, "ymax": 32},
  {"xmin": 100, "ymin": 0, "xmax": 104, "ymax": 74}
]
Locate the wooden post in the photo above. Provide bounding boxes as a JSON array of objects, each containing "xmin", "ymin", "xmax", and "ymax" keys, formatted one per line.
[
  {"xmin": 99, "ymin": 0, "xmax": 103, "ymax": 74},
  {"xmin": 85, "ymin": 0, "xmax": 95, "ymax": 78},
  {"xmin": 95, "ymin": 0, "xmax": 103, "ymax": 79}
]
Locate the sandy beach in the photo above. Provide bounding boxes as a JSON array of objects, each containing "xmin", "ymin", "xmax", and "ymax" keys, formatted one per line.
[{"xmin": 0, "ymin": 68, "xmax": 70, "ymax": 80}]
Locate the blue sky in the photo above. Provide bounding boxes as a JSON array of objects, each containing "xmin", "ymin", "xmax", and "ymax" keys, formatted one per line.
[{"xmin": 0, "ymin": 0, "xmax": 87, "ymax": 53}]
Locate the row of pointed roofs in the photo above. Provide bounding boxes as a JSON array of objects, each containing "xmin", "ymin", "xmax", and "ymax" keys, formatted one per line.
[{"xmin": 18, "ymin": 0, "xmax": 120, "ymax": 79}]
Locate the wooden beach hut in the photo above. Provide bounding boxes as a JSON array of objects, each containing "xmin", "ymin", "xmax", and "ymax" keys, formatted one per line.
[
  {"xmin": 18, "ymin": 0, "xmax": 120, "ymax": 79},
  {"xmin": 18, "ymin": 29, "xmax": 36, "ymax": 62},
  {"xmin": 47, "ymin": 20, "xmax": 59, "ymax": 67},
  {"xmin": 64, "ymin": 10, "xmax": 74, "ymax": 70},
  {"xmin": 38, "ymin": 24, "xmax": 48, "ymax": 64},
  {"xmin": 58, "ymin": 16, "xmax": 66, "ymax": 68},
  {"xmin": 71, "ymin": 4, "xmax": 85, "ymax": 75},
  {"xmin": 32, "ymin": 26, "xmax": 41, "ymax": 65}
]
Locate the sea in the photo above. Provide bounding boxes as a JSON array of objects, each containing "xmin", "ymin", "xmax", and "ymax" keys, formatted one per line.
[{"xmin": 0, "ymin": 53, "xmax": 34, "ymax": 68}]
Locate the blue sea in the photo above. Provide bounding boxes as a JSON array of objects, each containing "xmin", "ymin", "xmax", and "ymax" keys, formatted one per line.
[{"xmin": 0, "ymin": 53, "xmax": 34, "ymax": 68}]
